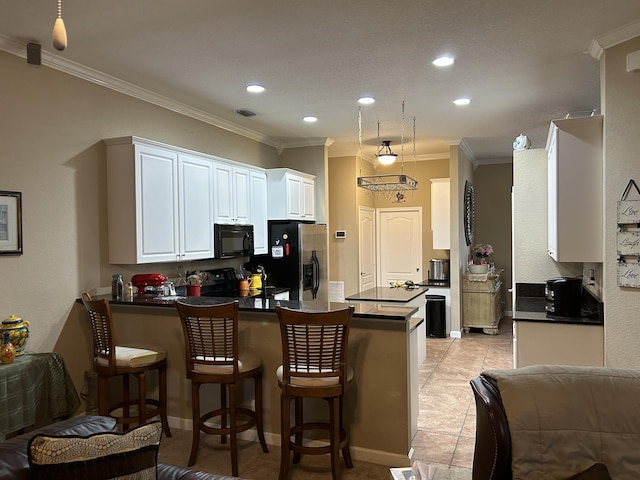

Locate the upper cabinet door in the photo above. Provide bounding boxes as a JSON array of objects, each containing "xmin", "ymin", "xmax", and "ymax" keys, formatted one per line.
[
  {"xmin": 302, "ymin": 178, "xmax": 315, "ymax": 219},
  {"xmin": 135, "ymin": 144, "xmax": 180, "ymax": 263},
  {"xmin": 213, "ymin": 163, "xmax": 250, "ymax": 224},
  {"xmin": 250, "ymin": 171, "xmax": 268, "ymax": 255},
  {"xmin": 430, "ymin": 178, "xmax": 450, "ymax": 250},
  {"xmin": 546, "ymin": 115, "xmax": 603, "ymax": 262},
  {"xmin": 178, "ymin": 154, "xmax": 214, "ymax": 261}
]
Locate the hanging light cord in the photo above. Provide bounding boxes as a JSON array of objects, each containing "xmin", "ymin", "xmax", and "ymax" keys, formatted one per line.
[
  {"xmin": 413, "ymin": 116, "xmax": 417, "ymax": 179},
  {"xmin": 358, "ymin": 106, "xmax": 362, "ymax": 177},
  {"xmin": 400, "ymin": 100, "xmax": 405, "ymax": 173},
  {"xmin": 57, "ymin": 0, "xmax": 62, "ymax": 18}
]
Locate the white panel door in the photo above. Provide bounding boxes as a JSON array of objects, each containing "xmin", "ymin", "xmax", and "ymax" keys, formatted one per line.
[
  {"xmin": 359, "ymin": 207, "xmax": 376, "ymax": 291},
  {"xmin": 377, "ymin": 207, "xmax": 422, "ymax": 286},
  {"xmin": 179, "ymin": 154, "xmax": 214, "ymax": 260},
  {"xmin": 136, "ymin": 145, "xmax": 179, "ymax": 263},
  {"xmin": 250, "ymin": 171, "xmax": 268, "ymax": 255}
]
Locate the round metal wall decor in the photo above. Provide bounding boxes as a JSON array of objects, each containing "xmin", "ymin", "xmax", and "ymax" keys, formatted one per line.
[{"xmin": 464, "ymin": 180, "xmax": 475, "ymax": 246}]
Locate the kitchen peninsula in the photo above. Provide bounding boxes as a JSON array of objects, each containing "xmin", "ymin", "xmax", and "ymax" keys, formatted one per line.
[{"xmin": 80, "ymin": 294, "xmax": 421, "ymax": 467}]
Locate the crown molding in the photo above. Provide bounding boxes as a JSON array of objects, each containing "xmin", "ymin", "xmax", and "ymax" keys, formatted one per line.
[
  {"xmin": 589, "ymin": 18, "xmax": 640, "ymax": 59},
  {"xmin": 280, "ymin": 137, "xmax": 335, "ymax": 149},
  {"xmin": 454, "ymin": 138, "xmax": 478, "ymax": 167},
  {"xmin": 0, "ymin": 34, "xmax": 282, "ymax": 149}
]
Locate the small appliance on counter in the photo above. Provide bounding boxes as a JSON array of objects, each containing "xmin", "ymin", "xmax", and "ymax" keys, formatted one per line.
[
  {"xmin": 428, "ymin": 259, "xmax": 450, "ymax": 284},
  {"xmin": 131, "ymin": 273, "xmax": 167, "ymax": 295},
  {"xmin": 545, "ymin": 277, "xmax": 582, "ymax": 316}
]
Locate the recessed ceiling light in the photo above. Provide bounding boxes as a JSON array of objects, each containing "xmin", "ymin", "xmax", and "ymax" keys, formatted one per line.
[
  {"xmin": 358, "ymin": 96, "xmax": 376, "ymax": 105},
  {"xmin": 246, "ymin": 84, "xmax": 265, "ymax": 93},
  {"xmin": 433, "ymin": 56, "xmax": 455, "ymax": 67},
  {"xmin": 303, "ymin": 116, "xmax": 318, "ymax": 123},
  {"xmin": 454, "ymin": 98, "xmax": 471, "ymax": 106}
]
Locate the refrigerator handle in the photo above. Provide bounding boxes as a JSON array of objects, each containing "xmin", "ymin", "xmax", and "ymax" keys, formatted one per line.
[{"xmin": 311, "ymin": 250, "xmax": 320, "ymax": 299}]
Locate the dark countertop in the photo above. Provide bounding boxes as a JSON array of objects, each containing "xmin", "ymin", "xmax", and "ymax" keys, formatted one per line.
[
  {"xmin": 513, "ymin": 283, "xmax": 604, "ymax": 326},
  {"xmin": 345, "ymin": 285, "xmax": 429, "ymax": 303},
  {"xmin": 82, "ymin": 293, "xmax": 418, "ymax": 322}
]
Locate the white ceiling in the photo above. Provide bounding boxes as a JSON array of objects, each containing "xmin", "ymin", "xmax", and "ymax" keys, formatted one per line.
[{"xmin": 2, "ymin": 1, "xmax": 640, "ymax": 161}]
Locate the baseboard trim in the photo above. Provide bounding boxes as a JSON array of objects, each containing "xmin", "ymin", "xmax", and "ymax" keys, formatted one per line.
[{"xmin": 166, "ymin": 416, "xmax": 411, "ymax": 467}]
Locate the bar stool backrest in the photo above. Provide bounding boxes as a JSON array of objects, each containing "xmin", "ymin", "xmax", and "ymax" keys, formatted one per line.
[
  {"xmin": 81, "ymin": 292, "xmax": 117, "ymax": 375},
  {"xmin": 276, "ymin": 306, "xmax": 354, "ymax": 397},
  {"xmin": 174, "ymin": 301, "xmax": 240, "ymax": 379}
]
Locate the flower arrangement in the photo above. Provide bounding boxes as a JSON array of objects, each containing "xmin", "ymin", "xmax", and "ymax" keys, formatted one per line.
[{"xmin": 473, "ymin": 244, "xmax": 493, "ymax": 264}]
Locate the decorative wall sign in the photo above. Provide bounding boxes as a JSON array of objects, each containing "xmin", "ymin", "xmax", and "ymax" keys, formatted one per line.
[
  {"xmin": 617, "ymin": 179, "xmax": 640, "ymax": 287},
  {"xmin": 617, "ymin": 200, "xmax": 640, "ymax": 224},
  {"xmin": 617, "ymin": 231, "xmax": 640, "ymax": 256},
  {"xmin": 0, "ymin": 191, "xmax": 22, "ymax": 256},
  {"xmin": 617, "ymin": 261, "xmax": 640, "ymax": 288}
]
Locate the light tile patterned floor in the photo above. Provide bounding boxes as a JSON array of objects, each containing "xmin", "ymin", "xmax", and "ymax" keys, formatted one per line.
[{"xmin": 412, "ymin": 318, "xmax": 514, "ymax": 472}]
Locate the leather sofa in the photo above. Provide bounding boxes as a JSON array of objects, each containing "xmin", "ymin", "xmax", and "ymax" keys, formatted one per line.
[
  {"xmin": 470, "ymin": 365, "xmax": 640, "ymax": 480},
  {"xmin": 0, "ymin": 415, "xmax": 243, "ymax": 480}
]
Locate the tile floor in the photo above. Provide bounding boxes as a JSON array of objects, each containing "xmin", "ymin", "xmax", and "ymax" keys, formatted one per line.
[{"xmin": 411, "ymin": 317, "xmax": 514, "ymax": 472}]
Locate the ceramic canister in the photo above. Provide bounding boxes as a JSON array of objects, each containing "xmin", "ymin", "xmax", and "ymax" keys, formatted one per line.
[{"xmin": 1, "ymin": 315, "xmax": 30, "ymax": 356}]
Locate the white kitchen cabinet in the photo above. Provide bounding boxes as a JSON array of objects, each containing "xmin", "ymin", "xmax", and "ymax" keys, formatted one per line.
[
  {"xmin": 266, "ymin": 168, "xmax": 315, "ymax": 220},
  {"xmin": 250, "ymin": 170, "xmax": 268, "ymax": 255},
  {"xmin": 546, "ymin": 115, "xmax": 603, "ymax": 262},
  {"xmin": 430, "ymin": 178, "xmax": 450, "ymax": 250},
  {"xmin": 213, "ymin": 163, "xmax": 250, "ymax": 225},
  {"xmin": 105, "ymin": 138, "xmax": 214, "ymax": 264}
]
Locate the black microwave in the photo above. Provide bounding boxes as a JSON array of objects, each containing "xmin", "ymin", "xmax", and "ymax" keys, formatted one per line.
[{"xmin": 214, "ymin": 224, "xmax": 254, "ymax": 258}]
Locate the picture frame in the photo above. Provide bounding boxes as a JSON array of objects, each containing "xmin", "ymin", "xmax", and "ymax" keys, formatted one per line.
[{"xmin": 0, "ymin": 191, "xmax": 23, "ymax": 255}]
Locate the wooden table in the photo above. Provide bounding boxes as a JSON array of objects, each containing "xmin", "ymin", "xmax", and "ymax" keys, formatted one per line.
[{"xmin": 0, "ymin": 352, "xmax": 80, "ymax": 440}]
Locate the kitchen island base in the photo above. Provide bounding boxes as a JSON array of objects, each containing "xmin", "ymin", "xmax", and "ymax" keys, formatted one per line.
[{"xmin": 76, "ymin": 298, "xmax": 419, "ymax": 468}]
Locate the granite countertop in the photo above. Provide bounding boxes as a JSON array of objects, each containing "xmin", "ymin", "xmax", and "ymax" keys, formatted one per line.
[
  {"xmin": 345, "ymin": 285, "xmax": 429, "ymax": 303},
  {"xmin": 513, "ymin": 283, "xmax": 604, "ymax": 326},
  {"xmin": 82, "ymin": 293, "xmax": 417, "ymax": 321}
]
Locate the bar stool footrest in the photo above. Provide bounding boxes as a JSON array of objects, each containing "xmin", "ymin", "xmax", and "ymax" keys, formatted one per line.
[
  {"xmin": 200, "ymin": 407, "xmax": 258, "ymax": 436},
  {"xmin": 288, "ymin": 421, "xmax": 348, "ymax": 455}
]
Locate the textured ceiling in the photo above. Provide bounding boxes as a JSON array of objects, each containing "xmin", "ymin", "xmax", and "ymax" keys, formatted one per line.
[{"xmin": 2, "ymin": 1, "xmax": 640, "ymax": 161}]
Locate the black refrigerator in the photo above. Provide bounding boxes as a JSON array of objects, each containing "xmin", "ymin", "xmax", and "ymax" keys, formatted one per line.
[{"xmin": 260, "ymin": 220, "xmax": 328, "ymax": 302}]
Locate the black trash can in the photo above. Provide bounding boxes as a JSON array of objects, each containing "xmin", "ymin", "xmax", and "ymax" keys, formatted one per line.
[{"xmin": 425, "ymin": 294, "xmax": 446, "ymax": 338}]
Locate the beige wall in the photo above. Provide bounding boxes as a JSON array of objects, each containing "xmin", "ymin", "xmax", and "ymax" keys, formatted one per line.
[
  {"xmin": 327, "ymin": 155, "xmax": 449, "ymax": 297},
  {"xmin": 278, "ymin": 144, "xmax": 329, "ymax": 224},
  {"xmin": 0, "ymin": 50, "xmax": 282, "ymax": 395},
  {"xmin": 602, "ymin": 36, "xmax": 640, "ymax": 368},
  {"xmin": 475, "ymin": 162, "xmax": 514, "ymax": 307},
  {"xmin": 512, "ymin": 149, "xmax": 582, "ymax": 286}
]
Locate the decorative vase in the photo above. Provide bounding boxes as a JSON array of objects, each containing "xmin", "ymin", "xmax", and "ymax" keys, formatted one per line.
[
  {"xmin": 0, "ymin": 332, "xmax": 16, "ymax": 364},
  {"xmin": 469, "ymin": 264, "xmax": 489, "ymax": 274},
  {"xmin": 1, "ymin": 315, "xmax": 30, "ymax": 356}
]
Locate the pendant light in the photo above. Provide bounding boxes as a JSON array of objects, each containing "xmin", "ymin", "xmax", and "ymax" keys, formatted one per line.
[
  {"xmin": 376, "ymin": 140, "xmax": 397, "ymax": 165},
  {"xmin": 52, "ymin": 0, "xmax": 67, "ymax": 51}
]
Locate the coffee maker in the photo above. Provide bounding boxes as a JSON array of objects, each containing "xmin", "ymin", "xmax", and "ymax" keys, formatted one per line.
[{"xmin": 545, "ymin": 277, "xmax": 582, "ymax": 317}]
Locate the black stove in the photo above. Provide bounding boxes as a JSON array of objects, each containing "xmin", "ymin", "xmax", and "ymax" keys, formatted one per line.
[{"xmin": 191, "ymin": 267, "xmax": 240, "ymax": 297}]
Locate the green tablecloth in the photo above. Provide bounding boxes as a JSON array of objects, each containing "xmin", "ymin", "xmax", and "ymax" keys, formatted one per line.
[{"xmin": 0, "ymin": 352, "xmax": 80, "ymax": 440}]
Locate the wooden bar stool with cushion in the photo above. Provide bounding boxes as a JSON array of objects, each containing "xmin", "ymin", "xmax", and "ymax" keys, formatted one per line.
[
  {"xmin": 275, "ymin": 305, "xmax": 355, "ymax": 480},
  {"xmin": 174, "ymin": 300, "xmax": 268, "ymax": 475},
  {"xmin": 80, "ymin": 293, "xmax": 171, "ymax": 436}
]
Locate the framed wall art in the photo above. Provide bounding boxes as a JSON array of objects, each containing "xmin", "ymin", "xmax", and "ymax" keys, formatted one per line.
[{"xmin": 0, "ymin": 191, "xmax": 23, "ymax": 255}]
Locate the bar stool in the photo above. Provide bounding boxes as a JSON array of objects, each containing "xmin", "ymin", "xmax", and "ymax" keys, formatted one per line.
[
  {"xmin": 174, "ymin": 300, "xmax": 268, "ymax": 475},
  {"xmin": 275, "ymin": 305, "xmax": 355, "ymax": 480},
  {"xmin": 80, "ymin": 293, "xmax": 171, "ymax": 436}
]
